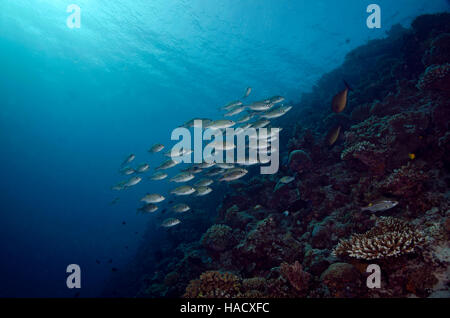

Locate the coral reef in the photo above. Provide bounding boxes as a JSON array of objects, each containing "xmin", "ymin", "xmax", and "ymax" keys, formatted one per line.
[
  {"xmin": 184, "ymin": 271, "xmax": 242, "ymax": 298},
  {"xmin": 333, "ymin": 217, "xmax": 427, "ymax": 260},
  {"xmin": 201, "ymin": 224, "xmax": 235, "ymax": 253},
  {"xmin": 103, "ymin": 13, "xmax": 450, "ymax": 299},
  {"xmin": 279, "ymin": 261, "xmax": 311, "ymax": 296},
  {"xmin": 288, "ymin": 150, "xmax": 312, "ymax": 173},
  {"xmin": 417, "ymin": 64, "xmax": 450, "ymax": 91},
  {"xmin": 320, "ymin": 263, "xmax": 363, "ymax": 298}
]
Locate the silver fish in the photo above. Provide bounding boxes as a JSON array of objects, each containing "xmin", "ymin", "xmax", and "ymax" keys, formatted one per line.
[
  {"xmin": 171, "ymin": 185, "xmax": 196, "ymax": 196},
  {"xmin": 248, "ymin": 101, "xmax": 273, "ymax": 111},
  {"xmin": 155, "ymin": 159, "xmax": 178, "ymax": 170},
  {"xmin": 194, "ymin": 178, "xmax": 214, "ymax": 187},
  {"xmin": 204, "ymin": 167, "xmax": 225, "ymax": 176},
  {"xmin": 111, "ymin": 181, "xmax": 127, "ymax": 191},
  {"xmin": 194, "ymin": 162, "xmax": 216, "ymax": 169},
  {"xmin": 236, "ymin": 113, "xmax": 255, "ymax": 124},
  {"xmin": 170, "ymin": 172, "xmax": 195, "ymax": 183},
  {"xmin": 261, "ymin": 106, "xmax": 293, "ymax": 119},
  {"xmin": 138, "ymin": 204, "xmax": 158, "ymax": 214},
  {"xmin": 172, "ymin": 204, "xmax": 191, "ymax": 213},
  {"xmin": 149, "ymin": 171, "xmax": 168, "ymax": 180},
  {"xmin": 279, "ymin": 176, "xmax": 295, "ymax": 184},
  {"xmin": 220, "ymin": 168, "xmax": 248, "ymax": 181},
  {"xmin": 216, "ymin": 163, "xmax": 235, "ymax": 169},
  {"xmin": 222, "ymin": 101, "xmax": 243, "ymax": 111},
  {"xmin": 195, "ymin": 186, "xmax": 213, "ymax": 196},
  {"xmin": 207, "ymin": 141, "xmax": 236, "ymax": 151},
  {"xmin": 164, "ymin": 148, "xmax": 193, "ymax": 158},
  {"xmin": 122, "ymin": 154, "xmax": 136, "ymax": 166},
  {"xmin": 225, "ymin": 106, "xmax": 246, "ymax": 117},
  {"xmin": 205, "ymin": 119, "xmax": 236, "ymax": 130},
  {"xmin": 182, "ymin": 118, "xmax": 212, "ymax": 128},
  {"xmin": 361, "ymin": 199, "xmax": 399, "ymax": 212},
  {"xmin": 124, "ymin": 176, "xmax": 142, "ymax": 187},
  {"xmin": 136, "ymin": 163, "xmax": 150, "ymax": 173},
  {"xmin": 161, "ymin": 218, "xmax": 181, "ymax": 227},
  {"xmin": 120, "ymin": 166, "xmax": 135, "ymax": 175},
  {"xmin": 182, "ymin": 166, "xmax": 204, "ymax": 174},
  {"xmin": 243, "ymin": 87, "xmax": 252, "ymax": 98},
  {"xmin": 141, "ymin": 193, "xmax": 165, "ymax": 204},
  {"xmin": 269, "ymin": 96, "xmax": 285, "ymax": 104},
  {"xmin": 148, "ymin": 144, "xmax": 164, "ymax": 153}
]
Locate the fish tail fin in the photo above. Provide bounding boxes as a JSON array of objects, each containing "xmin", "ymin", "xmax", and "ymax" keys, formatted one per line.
[{"xmin": 343, "ymin": 80, "xmax": 353, "ymax": 91}]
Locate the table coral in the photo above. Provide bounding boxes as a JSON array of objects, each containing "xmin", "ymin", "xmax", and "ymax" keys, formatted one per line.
[{"xmin": 333, "ymin": 217, "xmax": 427, "ymax": 260}]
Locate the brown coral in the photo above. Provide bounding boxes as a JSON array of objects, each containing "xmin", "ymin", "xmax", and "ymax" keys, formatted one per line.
[
  {"xmin": 280, "ymin": 261, "xmax": 312, "ymax": 295},
  {"xmin": 417, "ymin": 63, "xmax": 450, "ymax": 91},
  {"xmin": 333, "ymin": 217, "xmax": 427, "ymax": 260},
  {"xmin": 201, "ymin": 224, "xmax": 234, "ymax": 252},
  {"xmin": 320, "ymin": 263, "xmax": 362, "ymax": 298},
  {"xmin": 183, "ymin": 271, "xmax": 242, "ymax": 298},
  {"xmin": 375, "ymin": 162, "xmax": 429, "ymax": 197}
]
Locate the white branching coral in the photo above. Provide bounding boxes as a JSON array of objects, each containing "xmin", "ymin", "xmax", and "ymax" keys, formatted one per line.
[{"xmin": 333, "ymin": 217, "xmax": 427, "ymax": 260}]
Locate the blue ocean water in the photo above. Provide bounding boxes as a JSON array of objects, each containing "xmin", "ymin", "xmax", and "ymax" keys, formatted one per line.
[{"xmin": 0, "ymin": 0, "xmax": 448, "ymax": 297}]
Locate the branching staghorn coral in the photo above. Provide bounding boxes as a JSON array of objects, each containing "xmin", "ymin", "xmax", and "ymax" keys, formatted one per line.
[{"xmin": 333, "ymin": 217, "xmax": 427, "ymax": 260}]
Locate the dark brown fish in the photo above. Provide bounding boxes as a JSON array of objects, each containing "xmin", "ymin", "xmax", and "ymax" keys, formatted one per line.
[
  {"xmin": 331, "ymin": 81, "xmax": 352, "ymax": 113},
  {"xmin": 327, "ymin": 125, "xmax": 342, "ymax": 146}
]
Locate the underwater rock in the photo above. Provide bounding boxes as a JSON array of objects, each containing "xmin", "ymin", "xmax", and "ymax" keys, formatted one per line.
[
  {"xmin": 201, "ymin": 224, "xmax": 235, "ymax": 253},
  {"xmin": 183, "ymin": 271, "xmax": 242, "ymax": 298},
  {"xmin": 303, "ymin": 247, "xmax": 332, "ymax": 276},
  {"xmin": 320, "ymin": 263, "xmax": 362, "ymax": 298},
  {"xmin": 233, "ymin": 217, "xmax": 302, "ymax": 273},
  {"xmin": 341, "ymin": 109, "xmax": 431, "ymax": 174},
  {"xmin": 164, "ymin": 271, "xmax": 180, "ymax": 287},
  {"xmin": 374, "ymin": 162, "xmax": 429, "ymax": 197},
  {"xmin": 311, "ymin": 222, "xmax": 333, "ymax": 249},
  {"xmin": 422, "ymin": 33, "xmax": 450, "ymax": 66},
  {"xmin": 241, "ymin": 277, "xmax": 267, "ymax": 294},
  {"xmin": 417, "ymin": 63, "xmax": 450, "ymax": 91},
  {"xmin": 279, "ymin": 261, "xmax": 312, "ymax": 296},
  {"xmin": 411, "ymin": 13, "xmax": 450, "ymax": 42},
  {"xmin": 288, "ymin": 150, "xmax": 312, "ymax": 173}
]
